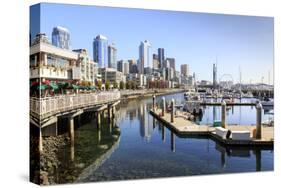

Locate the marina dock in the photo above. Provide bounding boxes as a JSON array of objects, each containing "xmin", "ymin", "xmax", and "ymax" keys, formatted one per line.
[{"xmin": 150, "ymin": 108, "xmax": 274, "ymax": 147}]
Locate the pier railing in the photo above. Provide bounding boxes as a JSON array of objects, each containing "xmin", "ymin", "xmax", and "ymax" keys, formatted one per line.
[{"xmin": 30, "ymin": 91, "xmax": 121, "ymax": 118}]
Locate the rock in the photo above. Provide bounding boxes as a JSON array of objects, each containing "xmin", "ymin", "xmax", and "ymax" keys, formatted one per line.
[
  {"xmin": 98, "ymin": 145, "xmax": 109, "ymax": 150},
  {"xmin": 40, "ymin": 171, "xmax": 49, "ymax": 185},
  {"xmin": 76, "ymin": 163, "xmax": 85, "ymax": 168},
  {"xmin": 112, "ymin": 135, "xmax": 119, "ymax": 139}
]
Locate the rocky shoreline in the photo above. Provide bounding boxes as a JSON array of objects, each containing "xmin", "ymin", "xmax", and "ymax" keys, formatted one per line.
[{"xmin": 39, "ymin": 135, "xmax": 70, "ymax": 185}]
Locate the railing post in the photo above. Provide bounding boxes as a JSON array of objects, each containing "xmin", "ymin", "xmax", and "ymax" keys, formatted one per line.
[
  {"xmin": 256, "ymin": 102, "xmax": 263, "ymax": 139},
  {"xmin": 221, "ymin": 100, "xmax": 227, "ymax": 128}
]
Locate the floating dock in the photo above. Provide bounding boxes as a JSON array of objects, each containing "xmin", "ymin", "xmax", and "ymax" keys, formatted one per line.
[{"xmin": 150, "ymin": 108, "xmax": 274, "ymax": 147}]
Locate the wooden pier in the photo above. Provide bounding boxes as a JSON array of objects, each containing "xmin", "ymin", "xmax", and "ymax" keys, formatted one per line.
[{"xmin": 150, "ymin": 108, "xmax": 274, "ymax": 147}]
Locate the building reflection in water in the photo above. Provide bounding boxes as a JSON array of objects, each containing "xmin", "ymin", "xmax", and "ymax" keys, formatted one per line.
[{"xmin": 139, "ymin": 102, "xmax": 153, "ymax": 142}]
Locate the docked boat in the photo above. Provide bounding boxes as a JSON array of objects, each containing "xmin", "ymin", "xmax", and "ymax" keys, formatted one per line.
[
  {"xmin": 260, "ymin": 97, "xmax": 274, "ymax": 106},
  {"xmin": 183, "ymin": 94, "xmax": 203, "ymax": 115}
]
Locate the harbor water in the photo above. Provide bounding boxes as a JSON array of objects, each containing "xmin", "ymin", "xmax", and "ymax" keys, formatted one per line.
[{"xmin": 55, "ymin": 92, "xmax": 274, "ymax": 183}]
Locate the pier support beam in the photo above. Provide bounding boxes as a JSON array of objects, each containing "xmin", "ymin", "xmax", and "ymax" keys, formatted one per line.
[
  {"xmin": 171, "ymin": 99, "xmax": 174, "ymax": 123},
  {"xmin": 256, "ymin": 103, "xmax": 263, "ymax": 139},
  {"xmin": 97, "ymin": 128, "xmax": 101, "ymax": 143},
  {"xmin": 97, "ymin": 112, "xmax": 101, "ymax": 129},
  {"xmin": 68, "ymin": 117, "xmax": 75, "ymax": 146},
  {"xmin": 170, "ymin": 131, "xmax": 175, "ymax": 152},
  {"xmin": 112, "ymin": 106, "xmax": 115, "ymax": 118},
  {"xmin": 152, "ymin": 95, "xmax": 156, "ymax": 111},
  {"xmin": 221, "ymin": 100, "xmax": 227, "ymax": 128},
  {"xmin": 39, "ymin": 127, "xmax": 43, "ymax": 153},
  {"xmin": 107, "ymin": 105, "xmax": 111, "ymax": 120},
  {"xmin": 161, "ymin": 97, "xmax": 166, "ymax": 116}
]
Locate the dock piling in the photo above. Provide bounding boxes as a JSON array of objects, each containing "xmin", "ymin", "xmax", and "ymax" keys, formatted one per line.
[
  {"xmin": 221, "ymin": 100, "xmax": 227, "ymax": 128},
  {"xmin": 256, "ymin": 102, "xmax": 263, "ymax": 139}
]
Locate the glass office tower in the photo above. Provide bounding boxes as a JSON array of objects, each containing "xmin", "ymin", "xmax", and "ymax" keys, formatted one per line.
[
  {"xmin": 93, "ymin": 34, "xmax": 108, "ymax": 68},
  {"xmin": 51, "ymin": 26, "xmax": 71, "ymax": 49}
]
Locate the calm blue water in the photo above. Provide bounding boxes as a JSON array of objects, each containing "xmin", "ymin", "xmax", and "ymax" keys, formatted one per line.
[{"xmin": 76, "ymin": 92, "xmax": 274, "ymax": 182}]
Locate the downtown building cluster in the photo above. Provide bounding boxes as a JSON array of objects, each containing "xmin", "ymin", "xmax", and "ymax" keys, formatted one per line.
[{"xmin": 30, "ymin": 26, "xmax": 196, "ymax": 90}]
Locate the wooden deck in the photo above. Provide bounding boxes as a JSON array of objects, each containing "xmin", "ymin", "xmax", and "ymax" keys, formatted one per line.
[{"xmin": 150, "ymin": 108, "xmax": 274, "ymax": 147}]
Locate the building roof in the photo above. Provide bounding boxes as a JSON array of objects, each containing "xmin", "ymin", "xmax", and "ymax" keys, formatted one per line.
[
  {"xmin": 95, "ymin": 34, "xmax": 108, "ymax": 40},
  {"xmin": 54, "ymin": 26, "xmax": 69, "ymax": 32}
]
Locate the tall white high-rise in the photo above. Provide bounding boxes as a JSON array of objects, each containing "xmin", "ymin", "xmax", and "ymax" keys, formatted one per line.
[{"xmin": 138, "ymin": 40, "xmax": 151, "ymax": 74}]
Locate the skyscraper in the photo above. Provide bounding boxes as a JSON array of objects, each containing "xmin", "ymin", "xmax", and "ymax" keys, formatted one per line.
[
  {"xmin": 52, "ymin": 26, "xmax": 71, "ymax": 49},
  {"xmin": 166, "ymin": 58, "xmax": 175, "ymax": 69},
  {"xmin": 158, "ymin": 48, "xmax": 165, "ymax": 68},
  {"xmin": 117, "ymin": 60, "xmax": 129, "ymax": 75},
  {"xmin": 181, "ymin": 64, "xmax": 189, "ymax": 77},
  {"xmin": 108, "ymin": 43, "xmax": 117, "ymax": 69},
  {"xmin": 213, "ymin": 63, "xmax": 217, "ymax": 88},
  {"xmin": 128, "ymin": 59, "xmax": 138, "ymax": 74},
  {"xmin": 138, "ymin": 40, "xmax": 151, "ymax": 74},
  {"xmin": 152, "ymin": 54, "xmax": 160, "ymax": 69},
  {"xmin": 93, "ymin": 34, "xmax": 108, "ymax": 68}
]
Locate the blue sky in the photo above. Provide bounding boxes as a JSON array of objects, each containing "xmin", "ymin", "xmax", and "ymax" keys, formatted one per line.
[{"xmin": 30, "ymin": 3, "xmax": 274, "ymax": 84}]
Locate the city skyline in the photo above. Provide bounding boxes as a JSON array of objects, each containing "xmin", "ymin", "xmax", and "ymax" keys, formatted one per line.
[{"xmin": 31, "ymin": 3, "xmax": 274, "ymax": 84}]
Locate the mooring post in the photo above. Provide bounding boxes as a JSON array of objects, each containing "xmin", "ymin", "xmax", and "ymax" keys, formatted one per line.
[
  {"xmin": 171, "ymin": 98, "xmax": 175, "ymax": 123},
  {"xmin": 221, "ymin": 100, "xmax": 227, "ymax": 128},
  {"xmin": 153, "ymin": 95, "xmax": 156, "ymax": 111},
  {"xmin": 256, "ymin": 102, "xmax": 263, "ymax": 139},
  {"xmin": 162, "ymin": 97, "xmax": 165, "ymax": 116},
  {"xmin": 68, "ymin": 117, "xmax": 75, "ymax": 146},
  {"xmin": 39, "ymin": 127, "xmax": 43, "ymax": 153}
]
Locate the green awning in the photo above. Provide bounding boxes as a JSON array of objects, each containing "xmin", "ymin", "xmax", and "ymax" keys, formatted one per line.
[
  {"xmin": 88, "ymin": 86, "xmax": 96, "ymax": 90},
  {"xmin": 58, "ymin": 82, "xmax": 71, "ymax": 89},
  {"xmin": 50, "ymin": 82, "xmax": 59, "ymax": 90},
  {"xmin": 72, "ymin": 84, "xmax": 80, "ymax": 89},
  {"xmin": 37, "ymin": 84, "xmax": 48, "ymax": 90}
]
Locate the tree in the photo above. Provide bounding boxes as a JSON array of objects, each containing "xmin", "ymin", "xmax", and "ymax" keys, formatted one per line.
[
  {"xmin": 96, "ymin": 80, "xmax": 102, "ymax": 90},
  {"xmin": 113, "ymin": 81, "xmax": 118, "ymax": 89},
  {"xmin": 131, "ymin": 81, "xmax": 137, "ymax": 90},
  {"xmin": 119, "ymin": 81, "xmax": 124, "ymax": 90},
  {"xmin": 105, "ymin": 80, "xmax": 110, "ymax": 90},
  {"xmin": 126, "ymin": 81, "xmax": 131, "ymax": 90}
]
